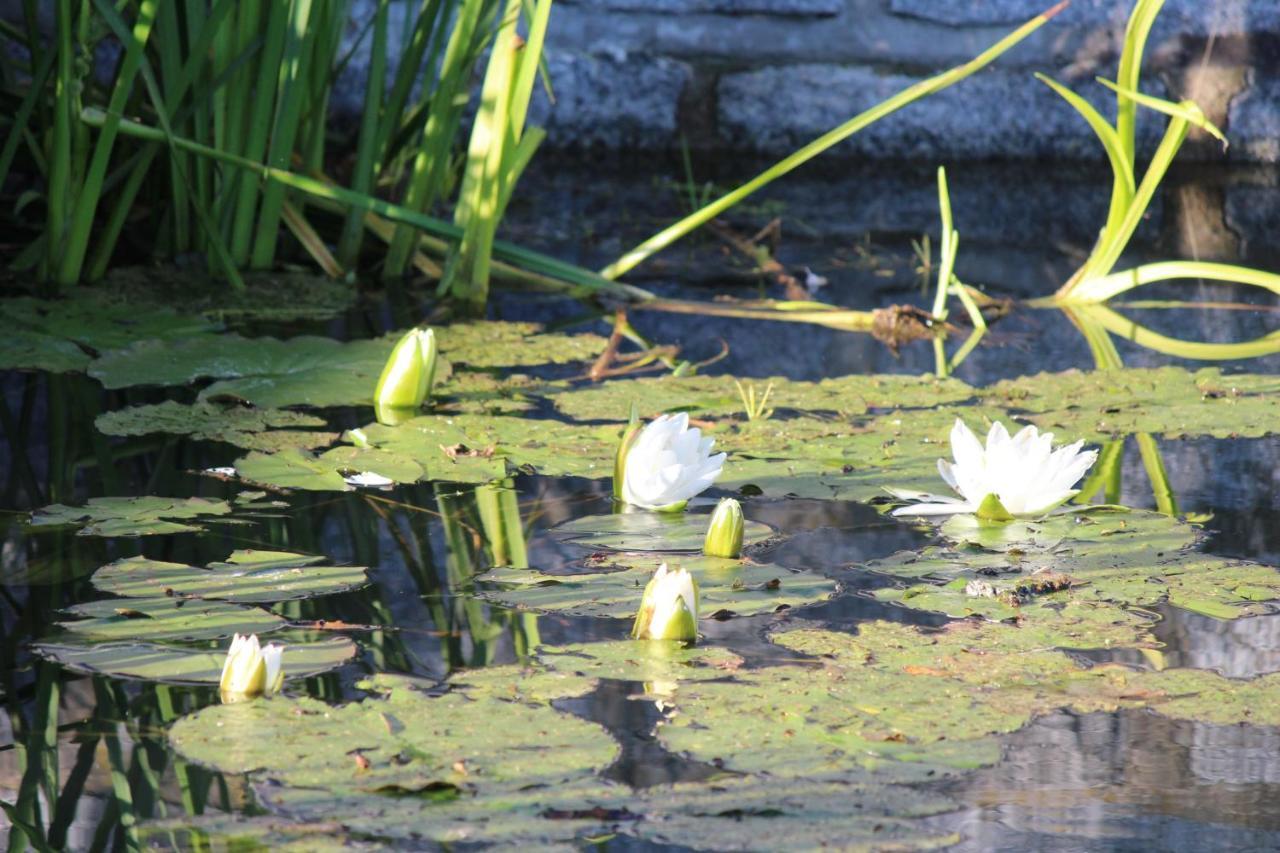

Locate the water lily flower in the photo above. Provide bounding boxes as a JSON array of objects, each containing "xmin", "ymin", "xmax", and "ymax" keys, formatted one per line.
[
  {"xmin": 374, "ymin": 328, "xmax": 438, "ymax": 412},
  {"xmin": 892, "ymin": 418, "xmax": 1098, "ymax": 520},
  {"xmin": 632, "ymin": 563, "xmax": 699, "ymax": 642},
  {"xmin": 617, "ymin": 413, "xmax": 726, "ymax": 511},
  {"xmin": 219, "ymin": 633, "xmax": 284, "ymax": 702},
  {"xmin": 703, "ymin": 498, "xmax": 745, "ymax": 558}
]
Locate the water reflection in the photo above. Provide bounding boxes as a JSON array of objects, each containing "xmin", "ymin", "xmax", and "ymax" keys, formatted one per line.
[{"xmin": 942, "ymin": 709, "xmax": 1280, "ymax": 851}]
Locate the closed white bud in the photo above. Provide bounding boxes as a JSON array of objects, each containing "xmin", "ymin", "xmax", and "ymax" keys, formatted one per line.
[
  {"xmin": 702, "ymin": 498, "xmax": 744, "ymax": 558},
  {"xmin": 631, "ymin": 563, "xmax": 699, "ymax": 643}
]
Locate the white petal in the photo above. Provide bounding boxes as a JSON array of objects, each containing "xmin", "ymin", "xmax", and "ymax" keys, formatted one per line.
[{"xmin": 950, "ymin": 419, "xmax": 985, "ymax": 472}]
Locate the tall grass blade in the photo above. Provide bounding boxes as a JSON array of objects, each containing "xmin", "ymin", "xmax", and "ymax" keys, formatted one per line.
[
  {"xmin": 1115, "ymin": 0, "xmax": 1165, "ymax": 165},
  {"xmin": 1065, "ymin": 260, "xmax": 1280, "ymax": 303},
  {"xmin": 337, "ymin": 0, "xmax": 391, "ymax": 267},
  {"xmin": 600, "ymin": 1, "xmax": 1066, "ymax": 281},
  {"xmin": 1096, "ymin": 77, "xmax": 1227, "ymax": 146}
]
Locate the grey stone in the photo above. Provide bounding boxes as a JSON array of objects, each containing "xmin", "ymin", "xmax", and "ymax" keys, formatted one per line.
[
  {"xmin": 526, "ymin": 50, "xmax": 692, "ymax": 148},
  {"xmin": 888, "ymin": 0, "xmax": 1280, "ymax": 37},
  {"xmin": 564, "ymin": 0, "xmax": 841, "ymax": 15},
  {"xmin": 1228, "ymin": 76, "xmax": 1280, "ymax": 163},
  {"xmin": 716, "ymin": 64, "xmax": 1167, "ymax": 159}
]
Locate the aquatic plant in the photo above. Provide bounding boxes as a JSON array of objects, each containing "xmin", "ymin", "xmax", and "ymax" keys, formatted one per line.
[
  {"xmin": 219, "ymin": 633, "xmax": 284, "ymax": 703},
  {"xmin": 616, "ymin": 412, "xmax": 726, "ymax": 511},
  {"xmin": 373, "ymin": 327, "xmax": 439, "ymax": 417},
  {"xmin": 631, "ymin": 563, "xmax": 699, "ymax": 642},
  {"xmin": 702, "ymin": 498, "xmax": 745, "ymax": 559},
  {"xmin": 892, "ymin": 418, "xmax": 1098, "ymax": 520}
]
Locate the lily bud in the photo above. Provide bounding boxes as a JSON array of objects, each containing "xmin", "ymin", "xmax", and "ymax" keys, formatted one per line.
[
  {"xmin": 219, "ymin": 633, "xmax": 284, "ymax": 703},
  {"xmin": 373, "ymin": 328, "xmax": 437, "ymax": 412},
  {"xmin": 702, "ymin": 498, "xmax": 744, "ymax": 558},
  {"xmin": 631, "ymin": 563, "xmax": 699, "ymax": 643}
]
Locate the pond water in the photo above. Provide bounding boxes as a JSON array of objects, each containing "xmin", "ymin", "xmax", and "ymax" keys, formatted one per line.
[{"xmin": 3, "ymin": 157, "xmax": 1280, "ymax": 850}]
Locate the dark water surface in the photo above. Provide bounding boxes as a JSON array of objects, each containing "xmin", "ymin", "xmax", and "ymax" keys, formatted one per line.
[{"xmin": 3, "ymin": 159, "xmax": 1280, "ymax": 850}]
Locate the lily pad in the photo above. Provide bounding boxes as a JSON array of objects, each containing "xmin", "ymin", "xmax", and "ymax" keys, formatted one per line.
[
  {"xmin": 548, "ymin": 511, "xmax": 774, "ymax": 552},
  {"xmin": 867, "ymin": 509, "xmax": 1280, "ymax": 624},
  {"xmin": 57, "ymin": 596, "xmax": 285, "ymax": 641},
  {"xmin": 982, "ymin": 366, "xmax": 1280, "ymax": 440},
  {"xmin": 95, "ymin": 400, "xmax": 336, "ymax": 452},
  {"xmin": 433, "ymin": 321, "xmax": 608, "ymax": 368},
  {"xmin": 169, "ymin": 672, "xmax": 618, "ymax": 815},
  {"xmin": 28, "ymin": 496, "xmax": 233, "ymax": 536},
  {"xmin": 550, "ymin": 372, "xmax": 974, "ymax": 421},
  {"xmin": 33, "ymin": 633, "xmax": 356, "ymax": 684},
  {"xmin": 138, "ymin": 815, "xmax": 379, "ymax": 852},
  {"xmin": 0, "ymin": 296, "xmax": 219, "ymax": 373},
  {"xmin": 91, "ymin": 550, "xmax": 368, "ymax": 603},
  {"xmin": 477, "ymin": 556, "xmax": 835, "ymax": 619}
]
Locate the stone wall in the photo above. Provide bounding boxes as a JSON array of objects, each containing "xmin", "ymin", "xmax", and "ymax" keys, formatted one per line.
[{"xmin": 338, "ymin": 0, "xmax": 1280, "ymax": 162}]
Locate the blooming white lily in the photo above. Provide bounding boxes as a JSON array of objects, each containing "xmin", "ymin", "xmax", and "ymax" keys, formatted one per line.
[
  {"xmin": 892, "ymin": 419, "xmax": 1098, "ymax": 519},
  {"xmin": 219, "ymin": 633, "xmax": 284, "ymax": 702},
  {"xmin": 618, "ymin": 413, "xmax": 726, "ymax": 511},
  {"xmin": 374, "ymin": 328, "xmax": 438, "ymax": 411},
  {"xmin": 632, "ymin": 563, "xmax": 699, "ymax": 642}
]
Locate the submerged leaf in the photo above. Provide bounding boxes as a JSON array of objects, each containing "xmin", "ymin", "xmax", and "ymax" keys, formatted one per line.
[
  {"xmin": 28, "ymin": 496, "xmax": 233, "ymax": 537},
  {"xmin": 91, "ymin": 550, "xmax": 368, "ymax": 603}
]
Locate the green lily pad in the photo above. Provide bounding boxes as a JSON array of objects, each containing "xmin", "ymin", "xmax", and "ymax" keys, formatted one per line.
[
  {"xmin": 33, "ymin": 633, "xmax": 356, "ymax": 685},
  {"xmin": 0, "ymin": 296, "xmax": 219, "ymax": 373},
  {"xmin": 548, "ymin": 511, "xmax": 774, "ymax": 552},
  {"xmin": 57, "ymin": 596, "xmax": 286, "ymax": 641},
  {"xmin": 169, "ymin": 671, "xmax": 618, "ymax": 806},
  {"xmin": 232, "ymin": 445, "xmax": 434, "ymax": 491},
  {"xmin": 550, "ymin": 372, "xmax": 973, "ymax": 421},
  {"xmin": 28, "ymin": 496, "xmax": 233, "ymax": 537},
  {"xmin": 867, "ymin": 508, "xmax": 1280, "ymax": 624},
  {"xmin": 138, "ymin": 815, "xmax": 380, "ymax": 852},
  {"xmin": 478, "ymin": 556, "xmax": 835, "ymax": 619},
  {"xmin": 629, "ymin": 777, "xmax": 960, "ymax": 851},
  {"xmin": 91, "ymin": 550, "xmax": 368, "ymax": 603},
  {"xmin": 433, "ymin": 321, "xmax": 607, "ymax": 368},
  {"xmin": 982, "ymin": 366, "xmax": 1280, "ymax": 440},
  {"xmin": 91, "ymin": 333, "xmax": 407, "ymax": 404},
  {"xmin": 95, "ymin": 400, "xmax": 336, "ymax": 452},
  {"xmin": 657, "ymin": 619, "xmax": 1170, "ymax": 784}
]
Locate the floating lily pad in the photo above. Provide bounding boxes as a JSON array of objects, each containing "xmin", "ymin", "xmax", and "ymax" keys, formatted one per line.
[
  {"xmin": 91, "ymin": 333, "xmax": 407, "ymax": 404},
  {"xmin": 57, "ymin": 596, "xmax": 285, "ymax": 641},
  {"xmin": 550, "ymin": 372, "xmax": 973, "ymax": 421},
  {"xmin": 0, "ymin": 296, "xmax": 219, "ymax": 373},
  {"xmin": 233, "ymin": 445, "xmax": 433, "ymax": 491},
  {"xmin": 433, "ymin": 321, "xmax": 607, "ymax": 368},
  {"xmin": 169, "ymin": 672, "xmax": 619, "ymax": 836},
  {"xmin": 478, "ymin": 556, "xmax": 835, "ymax": 619},
  {"xmin": 28, "ymin": 496, "xmax": 233, "ymax": 537},
  {"xmin": 629, "ymin": 777, "xmax": 961, "ymax": 851},
  {"xmin": 867, "ymin": 509, "xmax": 1280, "ymax": 624},
  {"xmin": 95, "ymin": 400, "xmax": 336, "ymax": 452},
  {"xmin": 33, "ymin": 633, "xmax": 356, "ymax": 684},
  {"xmin": 91, "ymin": 550, "xmax": 368, "ymax": 603},
  {"xmin": 548, "ymin": 511, "xmax": 774, "ymax": 552},
  {"xmin": 98, "ymin": 267, "xmax": 356, "ymax": 323},
  {"xmin": 138, "ymin": 815, "xmax": 379, "ymax": 852},
  {"xmin": 982, "ymin": 366, "xmax": 1280, "ymax": 440}
]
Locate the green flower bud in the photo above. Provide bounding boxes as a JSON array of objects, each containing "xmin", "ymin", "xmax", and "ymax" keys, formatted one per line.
[
  {"xmin": 702, "ymin": 498, "xmax": 745, "ymax": 558},
  {"xmin": 374, "ymin": 328, "xmax": 437, "ymax": 411}
]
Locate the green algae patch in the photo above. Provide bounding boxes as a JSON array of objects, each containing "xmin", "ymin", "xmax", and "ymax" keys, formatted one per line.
[
  {"xmin": 34, "ymin": 633, "xmax": 356, "ymax": 684},
  {"xmin": 982, "ymin": 366, "xmax": 1280, "ymax": 439},
  {"xmin": 138, "ymin": 815, "xmax": 379, "ymax": 852},
  {"xmin": 97, "ymin": 267, "xmax": 356, "ymax": 322},
  {"xmin": 28, "ymin": 496, "xmax": 233, "ymax": 536},
  {"xmin": 56, "ymin": 596, "xmax": 285, "ymax": 641},
  {"xmin": 91, "ymin": 550, "xmax": 368, "ymax": 603},
  {"xmin": 0, "ymin": 296, "xmax": 219, "ymax": 373},
  {"xmin": 478, "ymin": 555, "xmax": 835, "ymax": 619},
  {"xmin": 548, "ymin": 511, "xmax": 774, "ymax": 552},
  {"xmin": 868, "ymin": 509, "xmax": 1280, "ymax": 625},
  {"xmin": 96, "ymin": 400, "xmax": 336, "ymax": 452}
]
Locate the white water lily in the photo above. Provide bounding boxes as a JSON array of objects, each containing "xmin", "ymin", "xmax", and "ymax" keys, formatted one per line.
[
  {"xmin": 632, "ymin": 563, "xmax": 699, "ymax": 642},
  {"xmin": 219, "ymin": 633, "xmax": 284, "ymax": 702},
  {"xmin": 619, "ymin": 413, "xmax": 726, "ymax": 511},
  {"xmin": 892, "ymin": 418, "xmax": 1098, "ymax": 519}
]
